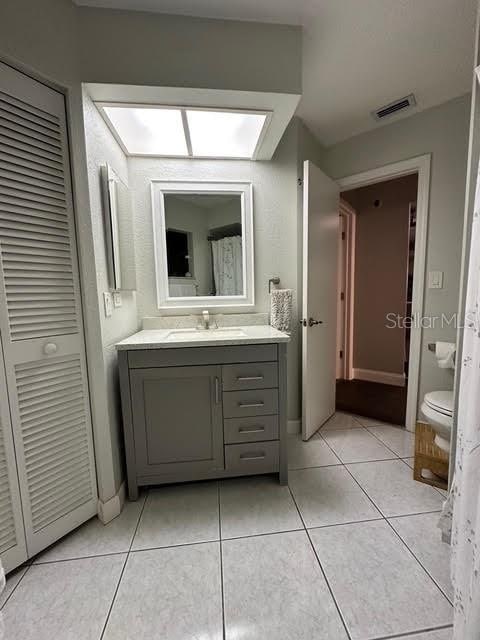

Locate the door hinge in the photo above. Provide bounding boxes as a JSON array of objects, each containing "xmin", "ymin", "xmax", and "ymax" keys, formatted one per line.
[
  {"xmin": 340, "ymin": 292, "xmax": 345, "ymax": 301},
  {"xmin": 341, "ymin": 231, "xmax": 346, "ymax": 240},
  {"xmin": 298, "ymin": 177, "xmax": 303, "ymax": 187},
  {"xmin": 339, "ymin": 350, "xmax": 343, "ymax": 359}
]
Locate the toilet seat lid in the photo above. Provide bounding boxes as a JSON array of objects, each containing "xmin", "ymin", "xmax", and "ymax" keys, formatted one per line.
[{"xmin": 424, "ymin": 390, "xmax": 453, "ymax": 416}]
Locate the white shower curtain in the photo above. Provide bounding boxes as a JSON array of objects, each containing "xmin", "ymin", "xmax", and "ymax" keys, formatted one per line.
[
  {"xmin": 211, "ymin": 236, "xmax": 243, "ymax": 296},
  {"xmin": 451, "ymin": 157, "xmax": 480, "ymax": 638}
]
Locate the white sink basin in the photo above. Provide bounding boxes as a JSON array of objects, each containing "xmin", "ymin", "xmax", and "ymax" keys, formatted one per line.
[{"xmin": 164, "ymin": 327, "xmax": 247, "ymax": 342}]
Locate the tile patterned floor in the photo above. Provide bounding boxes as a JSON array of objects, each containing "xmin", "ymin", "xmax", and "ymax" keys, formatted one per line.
[{"xmin": 0, "ymin": 412, "xmax": 452, "ymax": 640}]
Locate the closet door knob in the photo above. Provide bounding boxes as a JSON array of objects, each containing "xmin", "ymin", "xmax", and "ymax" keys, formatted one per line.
[{"xmin": 44, "ymin": 342, "xmax": 58, "ymax": 355}]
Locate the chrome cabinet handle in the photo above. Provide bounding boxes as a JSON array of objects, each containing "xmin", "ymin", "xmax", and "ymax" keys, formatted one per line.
[
  {"xmin": 240, "ymin": 452, "xmax": 266, "ymax": 461},
  {"xmin": 215, "ymin": 377, "xmax": 220, "ymax": 404},
  {"xmin": 237, "ymin": 375, "xmax": 264, "ymax": 381},
  {"xmin": 238, "ymin": 402, "xmax": 264, "ymax": 408},
  {"xmin": 238, "ymin": 425, "xmax": 265, "ymax": 434}
]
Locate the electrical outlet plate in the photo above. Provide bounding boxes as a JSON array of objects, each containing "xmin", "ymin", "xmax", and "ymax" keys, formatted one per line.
[
  {"xmin": 103, "ymin": 292, "xmax": 113, "ymax": 317},
  {"xmin": 428, "ymin": 270, "xmax": 444, "ymax": 289},
  {"xmin": 113, "ymin": 292, "xmax": 122, "ymax": 308}
]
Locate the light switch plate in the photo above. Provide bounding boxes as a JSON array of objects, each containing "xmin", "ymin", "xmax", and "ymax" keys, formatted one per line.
[
  {"xmin": 428, "ymin": 270, "xmax": 444, "ymax": 289},
  {"xmin": 113, "ymin": 292, "xmax": 122, "ymax": 308},
  {"xmin": 103, "ymin": 292, "xmax": 113, "ymax": 317}
]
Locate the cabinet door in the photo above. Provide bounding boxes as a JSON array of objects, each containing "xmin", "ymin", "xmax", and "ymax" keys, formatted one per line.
[
  {"xmin": 130, "ymin": 365, "xmax": 224, "ymax": 476},
  {"xmin": 0, "ymin": 62, "xmax": 97, "ymax": 558}
]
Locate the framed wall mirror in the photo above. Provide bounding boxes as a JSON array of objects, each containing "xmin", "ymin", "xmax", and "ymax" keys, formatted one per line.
[
  {"xmin": 151, "ymin": 181, "xmax": 254, "ymax": 309},
  {"xmin": 101, "ymin": 164, "xmax": 136, "ymax": 291}
]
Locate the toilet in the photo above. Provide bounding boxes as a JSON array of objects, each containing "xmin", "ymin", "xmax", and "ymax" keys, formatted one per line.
[{"xmin": 421, "ymin": 390, "xmax": 454, "ymax": 453}]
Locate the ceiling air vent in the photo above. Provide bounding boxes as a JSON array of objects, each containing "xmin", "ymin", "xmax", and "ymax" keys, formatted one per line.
[{"xmin": 372, "ymin": 94, "xmax": 416, "ymax": 121}]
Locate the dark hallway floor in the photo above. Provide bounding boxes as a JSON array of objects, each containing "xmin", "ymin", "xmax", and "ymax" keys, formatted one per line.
[{"xmin": 336, "ymin": 379, "xmax": 407, "ymax": 426}]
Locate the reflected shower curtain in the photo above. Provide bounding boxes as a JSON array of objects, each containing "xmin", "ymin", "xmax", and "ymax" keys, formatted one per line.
[
  {"xmin": 451, "ymin": 155, "xmax": 480, "ymax": 637},
  {"xmin": 211, "ymin": 236, "xmax": 243, "ymax": 296}
]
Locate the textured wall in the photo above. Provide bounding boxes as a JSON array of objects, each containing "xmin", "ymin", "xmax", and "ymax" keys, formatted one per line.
[
  {"xmin": 82, "ymin": 93, "xmax": 139, "ymax": 499},
  {"xmin": 128, "ymin": 122, "xmax": 301, "ymax": 420}
]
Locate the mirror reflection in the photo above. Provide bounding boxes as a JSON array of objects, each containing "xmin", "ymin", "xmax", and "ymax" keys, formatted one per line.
[{"xmin": 164, "ymin": 193, "xmax": 243, "ymax": 297}]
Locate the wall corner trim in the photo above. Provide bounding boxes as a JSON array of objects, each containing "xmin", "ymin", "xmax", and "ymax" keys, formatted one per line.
[{"xmin": 97, "ymin": 481, "xmax": 126, "ymax": 524}]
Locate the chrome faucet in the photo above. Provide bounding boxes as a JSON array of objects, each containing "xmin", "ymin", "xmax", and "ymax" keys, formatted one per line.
[{"xmin": 202, "ymin": 310, "xmax": 210, "ymax": 330}]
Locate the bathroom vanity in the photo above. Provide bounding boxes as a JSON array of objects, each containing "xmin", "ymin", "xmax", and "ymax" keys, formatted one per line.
[{"xmin": 116, "ymin": 326, "xmax": 289, "ymax": 499}]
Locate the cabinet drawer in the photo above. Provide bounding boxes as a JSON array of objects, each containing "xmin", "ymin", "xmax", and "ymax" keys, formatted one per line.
[
  {"xmin": 225, "ymin": 441, "xmax": 279, "ymax": 473},
  {"xmin": 128, "ymin": 344, "xmax": 277, "ymax": 368},
  {"xmin": 224, "ymin": 415, "xmax": 279, "ymax": 444},
  {"xmin": 223, "ymin": 388, "xmax": 278, "ymax": 418},
  {"xmin": 222, "ymin": 362, "xmax": 278, "ymax": 391}
]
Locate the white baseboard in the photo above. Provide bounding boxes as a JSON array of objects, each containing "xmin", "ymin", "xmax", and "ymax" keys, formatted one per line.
[
  {"xmin": 287, "ymin": 419, "xmax": 301, "ymax": 434},
  {"xmin": 97, "ymin": 482, "xmax": 126, "ymax": 524},
  {"xmin": 352, "ymin": 368, "xmax": 405, "ymax": 387}
]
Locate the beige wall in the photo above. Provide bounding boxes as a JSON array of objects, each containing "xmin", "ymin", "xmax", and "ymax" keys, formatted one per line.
[
  {"xmin": 323, "ymin": 95, "xmax": 470, "ymax": 412},
  {"xmin": 78, "ymin": 8, "xmax": 302, "ymax": 94},
  {"xmin": 343, "ymin": 175, "xmax": 418, "ymax": 376}
]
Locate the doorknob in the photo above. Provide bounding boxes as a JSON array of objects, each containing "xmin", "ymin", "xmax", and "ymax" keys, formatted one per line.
[{"xmin": 299, "ymin": 318, "xmax": 323, "ymax": 327}]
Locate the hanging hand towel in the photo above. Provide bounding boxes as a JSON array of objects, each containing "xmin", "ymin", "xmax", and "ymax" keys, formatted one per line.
[{"xmin": 270, "ymin": 289, "xmax": 293, "ymax": 333}]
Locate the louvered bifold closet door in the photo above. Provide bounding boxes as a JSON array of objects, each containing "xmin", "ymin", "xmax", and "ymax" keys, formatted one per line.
[{"xmin": 0, "ymin": 62, "xmax": 97, "ymax": 561}]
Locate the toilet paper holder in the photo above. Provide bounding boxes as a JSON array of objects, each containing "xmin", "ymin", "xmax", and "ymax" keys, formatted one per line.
[{"xmin": 427, "ymin": 343, "xmax": 436, "ymax": 352}]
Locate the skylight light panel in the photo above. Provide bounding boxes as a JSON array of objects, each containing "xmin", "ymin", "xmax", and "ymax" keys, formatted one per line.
[
  {"xmin": 102, "ymin": 106, "xmax": 188, "ymax": 156},
  {"xmin": 186, "ymin": 110, "xmax": 267, "ymax": 158}
]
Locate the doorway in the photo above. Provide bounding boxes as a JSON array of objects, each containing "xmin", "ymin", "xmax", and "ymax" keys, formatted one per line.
[
  {"xmin": 335, "ymin": 156, "xmax": 431, "ymax": 430},
  {"xmin": 336, "ymin": 174, "xmax": 418, "ymax": 425},
  {"xmin": 301, "ymin": 155, "xmax": 430, "ymax": 440}
]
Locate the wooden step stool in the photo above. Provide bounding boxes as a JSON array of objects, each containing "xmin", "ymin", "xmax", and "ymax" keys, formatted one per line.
[{"xmin": 414, "ymin": 421, "xmax": 449, "ymax": 491}]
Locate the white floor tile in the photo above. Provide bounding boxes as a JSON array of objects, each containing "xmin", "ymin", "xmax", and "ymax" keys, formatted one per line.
[
  {"xmin": 289, "ymin": 466, "xmax": 381, "ymax": 528},
  {"xmin": 348, "ymin": 460, "xmax": 444, "ymax": 517},
  {"xmin": 222, "ymin": 531, "xmax": 348, "ymax": 640},
  {"xmin": 1, "ymin": 555, "xmax": 125, "ymax": 640},
  {"xmin": 310, "ymin": 520, "xmax": 452, "ymax": 640},
  {"xmin": 322, "ymin": 428, "xmax": 397, "ymax": 463},
  {"xmin": 131, "ymin": 481, "xmax": 219, "ymax": 550},
  {"xmin": 403, "ymin": 457, "xmax": 415, "ymax": 469},
  {"xmin": 321, "ymin": 412, "xmax": 363, "ymax": 430},
  {"xmin": 287, "ymin": 433, "xmax": 340, "ymax": 469},
  {"xmin": 34, "ymin": 497, "xmax": 146, "ymax": 563},
  {"xmin": 103, "ymin": 544, "xmax": 222, "ymax": 640},
  {"xmin": 355, "ymin": 416, "xmax": 400, "ymax": 428},
  {"xmin": 389, "ymin": 512, "xmax": 453, "ymax": 600},
  {"xmin": 219, "ymin": 475, "xmax": 303, "ymax": 539},
  {"xmin": 0, "ymin": 565, "xmax": 28, "ymax": 609},
  {"xmin": 367, "ymin": 424, "xmax": 415, "ymax": 457}
]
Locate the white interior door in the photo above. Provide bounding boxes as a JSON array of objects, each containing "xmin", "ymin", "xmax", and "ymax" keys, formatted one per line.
[
  {"xmin": 0, "ymin": 61, "xmax": 97, "ymax": 562},
  {"xmin": 302, "ymin": 160, "xmax": 339, "ymax": 440}
]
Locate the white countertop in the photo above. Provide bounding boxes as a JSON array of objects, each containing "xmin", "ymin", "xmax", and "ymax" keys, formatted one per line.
[{"xmin": 115, "ymin": 325, "xmax": 290, "ymax": 350}]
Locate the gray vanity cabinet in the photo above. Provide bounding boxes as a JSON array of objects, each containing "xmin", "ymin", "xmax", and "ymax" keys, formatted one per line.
[
  {"xmin": 129, "ymin": 365, "xmax": 224, "ymax": 477},
  {"xmin": 118, "ymin": 343, "xmax": 288, "ymax": 499}
]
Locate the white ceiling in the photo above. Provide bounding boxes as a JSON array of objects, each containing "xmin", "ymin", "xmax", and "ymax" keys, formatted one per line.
[{"xmin": 75, "ymin": 0, "xmax": 478, "ymax": 146}]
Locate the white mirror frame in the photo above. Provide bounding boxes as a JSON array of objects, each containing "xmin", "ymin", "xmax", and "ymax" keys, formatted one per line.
[{"xmin": 151, "ymin": 180, "xmax": 254, "ymax": 309}]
